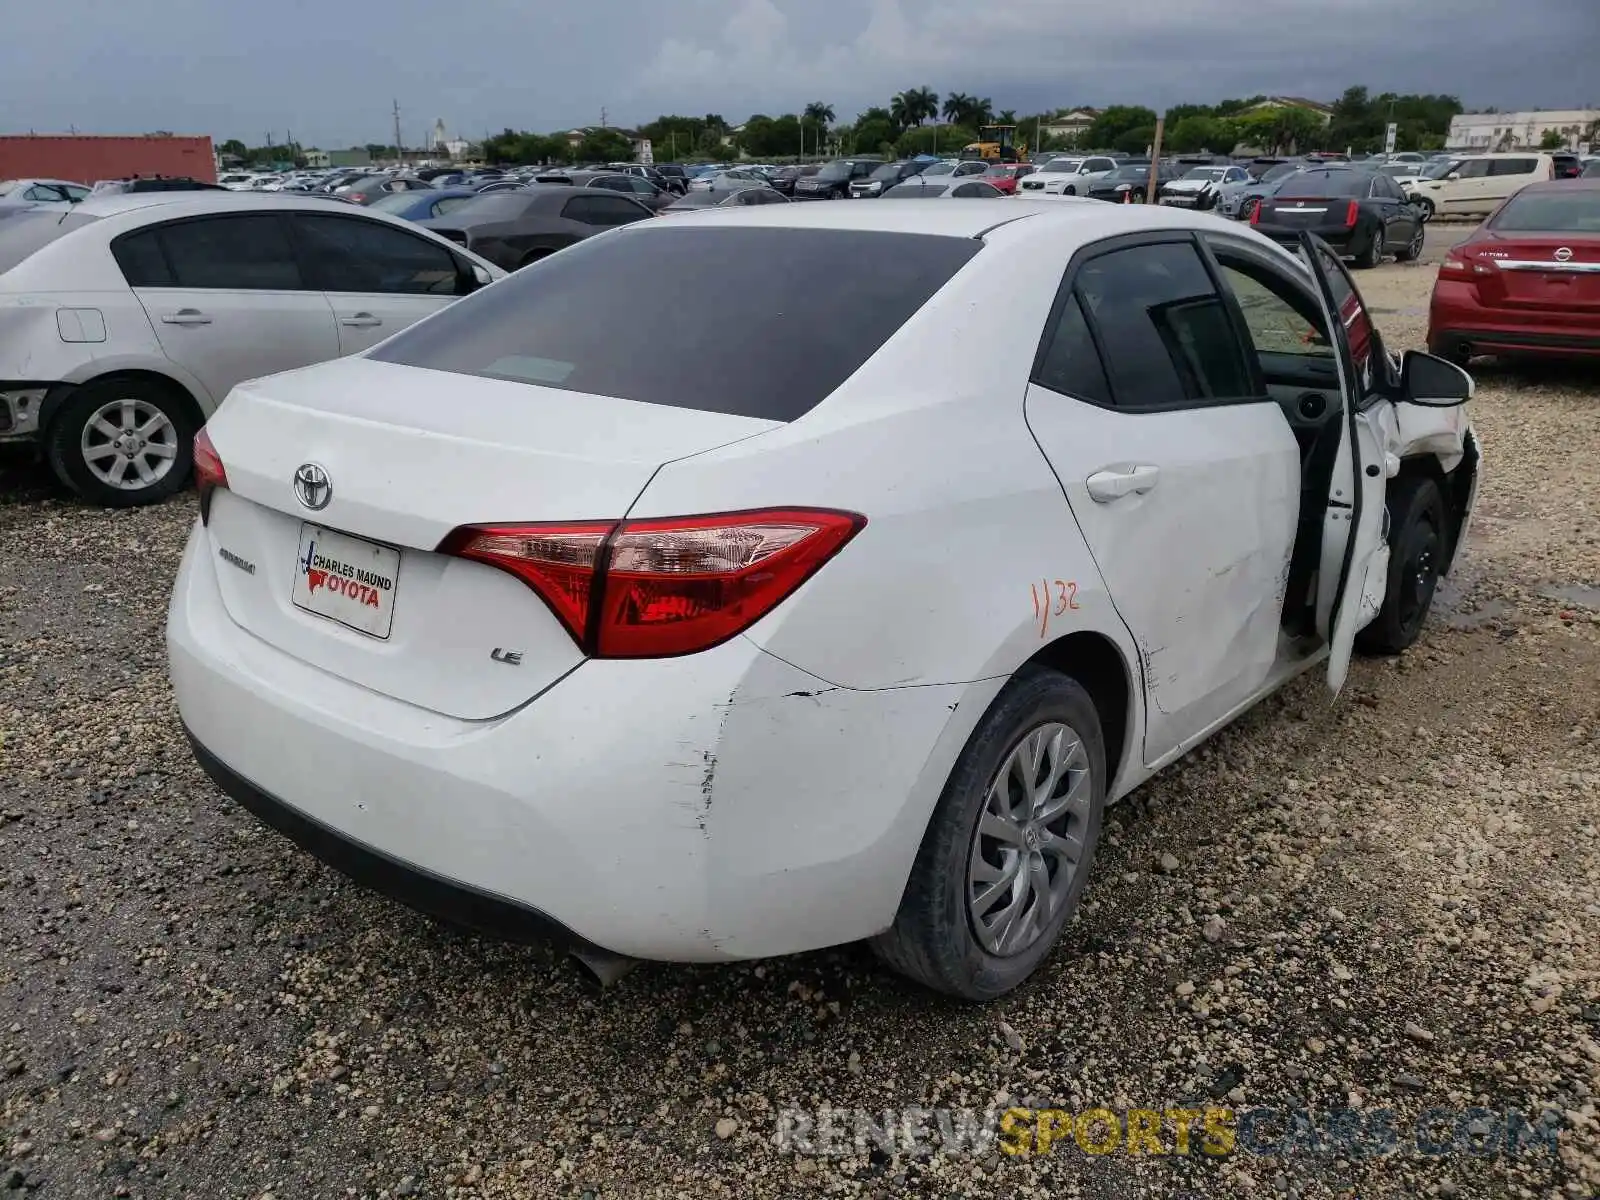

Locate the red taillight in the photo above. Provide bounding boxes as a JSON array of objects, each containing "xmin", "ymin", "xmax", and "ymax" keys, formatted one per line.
[
  {"xmin": 348, "ymin": 192, "xmax": 366, "ymax": 202},
  {"xmin": 194, "ymin": 427, "xmax": 228, "ymax": 523},
  {"xmin": 1441, "ymin": 248, "xmax": 1495, "ymax": 277},
  {"xmin": 441, "ymin": 508, "xmax": 865, "ymax": 658},
  {"xmin": 1345, "ymin": 199, "xmax": 1360, "ymax": 227}
]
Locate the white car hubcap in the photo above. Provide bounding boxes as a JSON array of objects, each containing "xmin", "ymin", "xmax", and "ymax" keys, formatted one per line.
[{"xmin": 81, "ymin": 398, "xmax": 179, "ymax": 490}]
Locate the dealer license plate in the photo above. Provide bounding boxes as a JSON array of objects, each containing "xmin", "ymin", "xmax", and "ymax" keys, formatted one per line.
[{"xmin": 291, "ymin": 523, "xmax": 401, "ymax": 639}]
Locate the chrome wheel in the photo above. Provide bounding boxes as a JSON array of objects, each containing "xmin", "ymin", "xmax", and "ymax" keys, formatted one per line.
[
  {"xmin": 967, "ymin": 721, "xmax": 1093, "ymax": 957},
  {"xmin": 80, "ymin": 397, "xmax": 180, "ymax": 490}
]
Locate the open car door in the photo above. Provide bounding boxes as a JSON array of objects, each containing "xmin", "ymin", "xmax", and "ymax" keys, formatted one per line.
[{"xmin": 1297, "ymin": 233, "xmax": 1389, "ymax": 697}]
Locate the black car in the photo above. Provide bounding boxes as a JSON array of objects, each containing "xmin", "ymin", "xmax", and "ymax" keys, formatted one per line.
[
  {"xmin": 1551, "ymin": 153, "xmax": 1584, "ymax": 180},
  {"xmin": 653, "ymin": 163, "xmax": 690, "ymax": 194},
  {"xmin": 850, "ymin": 159, "xmax": 931, "ymax": 198},
  {"xmin": 91, "ymin": 176, "xmax": 227, "ymax": 195},
  {"xmin": 793, "ymin": 158, "xmax": 877, "ymax": 199},
  {"xmin": 418, "ymin": 185, "xmax": 655, "ymax": 271},
  {"xmin": 1252, "ymin": 167, "xmax": 1426, "ymax": 268},
  {"xmin": 533, "ymin": 169, "xmax": 675, "ymax": 212},
  {"xmin": 769, "ymin": 164, "xmax": 820, "ymax": 196},
  {"xmin": 1085, "ymin": 162, "xmax": 1161, "ymax": 202}
]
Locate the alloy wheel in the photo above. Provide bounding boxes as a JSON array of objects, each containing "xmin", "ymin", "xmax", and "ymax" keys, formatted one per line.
[
  {"xmin": 79, "ymin": 397, "xmax": 180, "ymax": 490},
  {"xmin": 967, "ymin": 721, "xmax": 1093, "ymax": 957}
]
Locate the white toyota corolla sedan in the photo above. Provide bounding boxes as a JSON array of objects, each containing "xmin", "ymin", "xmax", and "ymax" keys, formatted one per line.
[{"xmin": 168, "ymin": 200, "xmax": 1479, "ymax": 1000}]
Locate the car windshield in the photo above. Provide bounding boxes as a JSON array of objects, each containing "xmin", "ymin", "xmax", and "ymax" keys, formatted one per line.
[
  {"xmin": 1043, "ymin": 159, "xmax": 1083, "ymax": 173},
  {"xmin": 1420, "ymin": 161, "xmax": 1458, "ymax": 179},
  {"xmin": 367, "ymin": 192, "xmax": 425, "ymax": 214},
  {"xmin": 1277, "ymin": 170, "xmax": 1367, "ymax": 197},
  {"xmin": 919, "ymin": 162, "xmax": 956, "ymax": 176},
  {"xmin": 1106, "ymin": 166, "xmax": 1150, "ymax": 182},
  {"xmin": 1259, "ymin": 163, "xmax": 1301, "ymax": 183},
  {"xmin": 814, "ymin": 162, "xmax": 853, "ymax": 181},
  {"xmin": 371, "ymin": 226, "xmax": 981, "ymax": 422},
  {"xmin": 883, "ymin": 182, "xmax": 943, "ymax": 198},
  {"xmin": 983, "ymin": 164, "xmax": 1016, "ymax": 176},
  {"xmin": 1378, "ymin": 164, "xmax": 1415, "ymax": 178},
  {"xmin": 1489, "ymin": 190, "xmax": 1600, "ymax": 232},
  {"xmin": 869, "ymin": 164, "xmax": 903, "ymax": 182},
  {"xmin": 0, "ymin": 209, "xmax": 98, "ymax": 276},
  {"xmin": 1182, "ymin": 167, "xmax": 1228, "ymax": 181},
  {"xmin": 444, "ymin": 193, "xmax": 539, "ymax": 220},
  {"xmin": 665, "ymin": 192, "xmax": 721, "ymax": 208}
]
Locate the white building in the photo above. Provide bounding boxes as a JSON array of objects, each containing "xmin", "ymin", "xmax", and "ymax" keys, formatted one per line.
[{"xmin": 1447, "ymin": 109, "xmax": 1599, "ymax": 152}]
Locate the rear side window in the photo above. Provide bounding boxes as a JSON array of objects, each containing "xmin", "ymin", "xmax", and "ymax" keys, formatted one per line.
[
  {"xmin": 370, "ymin": 226, "xmax": 980, "ymax": 421},
  {"xmin": 1491, "ymin": 158, "xmax": 1537, "ymax": 177},
  {"xmin": 111, "ymin": 229, "xmax": 174, "ymax": 286},
  {"xmin": 1034, "ymin": 292, "xmax": 1112, "ymax": 404},
  {"xmin": 1073, "ymin": 241, "xmax": 1254, "ymax": 408},
  {"xmin": 291, "ymin": 214, "xmax": 464, "ymax": 295},
  {"xmin": 561, "ymin": 195, "xmax": 651, "ymax": 227},
  {"xmin": 154, "ymin": 215, "xmax": 303, "ymax": 289}
]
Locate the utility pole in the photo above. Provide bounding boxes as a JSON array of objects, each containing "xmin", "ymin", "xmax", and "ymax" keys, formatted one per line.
[
  {"xmin": 1145, "ymin": 115, "xmax": 1165, "ymax": 203},
  {"xmin": 600, "ymin": 107, "xmax": 608, "ymax": 128},
  {"xmin": 392, "ymin": 99, "xmax": 403, "ymax": 165}
]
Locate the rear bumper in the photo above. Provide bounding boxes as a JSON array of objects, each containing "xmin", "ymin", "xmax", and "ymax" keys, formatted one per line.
[
  {"xmin": 1257, "ymin": 223, "xmax": 1361, "ymax": 253},
  {"xmin": 1430, "ymin": 282, "xmax": 1600, "ymax": 359},
  {"xmin": 168, "ymin": 521, "xmax": 973, "ymax": 962},
  {"xmin": 1429, "ymin": 326, "xmax": 1600, "ymax": 359}
]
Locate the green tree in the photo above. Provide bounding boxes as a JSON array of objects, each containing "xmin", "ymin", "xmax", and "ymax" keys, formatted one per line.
[
  {"xmin": 896, "ymin": 124, "xmax": 977, "ymax": 158},
  {"xmin": 1539, "ymin": 128, "xmax": 1566, "ymax": 150},
  {"xmin": 576, "ymin": 128, "xmax": 634, "ymax": 163},
  {"xmin": 1087, "ymin": 106, "xmax": 1159, "ymax": 150},
  {"xmin": 889, "ymin": 92, "xmax": 914, "ymax": 130},
  {"xmin": 695, "ymin": 128, "xmax": 725, "ymax": 159},
  {"xmin": 850, "ymin": 116, "xmax": 898, "ymax": 155},
  {"xmin": 1114, "ymin": 124, "xmax": 1157, "ymax": 156},
  {"xmin": 217, "ymin": 138, "xmax": 247, "ymax": 161}
]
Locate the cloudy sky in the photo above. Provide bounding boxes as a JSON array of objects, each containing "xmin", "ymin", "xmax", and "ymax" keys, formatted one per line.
[{"xmin": 4, "ymin": 0, "xmax": 1595, "ymax": 148}]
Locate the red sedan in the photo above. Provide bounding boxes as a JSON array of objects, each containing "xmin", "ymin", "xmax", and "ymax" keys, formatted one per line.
[
  {"xmin": 982, "ymin": 163, "xmax": 1034, "ymax": 195},
  {"xmin": 1428, "ymin": 179, "xmax": 1600, "ymax": 365}
]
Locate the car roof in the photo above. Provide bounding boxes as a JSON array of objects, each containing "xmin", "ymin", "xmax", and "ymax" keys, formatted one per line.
[{"xmin": 1514, "ymin": 178, "xmax": 1600, "ymax": 195}]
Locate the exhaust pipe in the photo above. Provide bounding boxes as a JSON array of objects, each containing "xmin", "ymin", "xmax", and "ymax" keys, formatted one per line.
[{"xmin": 569, "ymin": 947, "xmax": 638, "ymax": 988}]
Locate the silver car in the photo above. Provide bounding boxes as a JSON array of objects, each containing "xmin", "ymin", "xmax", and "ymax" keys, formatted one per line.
[{"xmin": 0, "ymin": 192, "xmax": 503, "ymax": 506}]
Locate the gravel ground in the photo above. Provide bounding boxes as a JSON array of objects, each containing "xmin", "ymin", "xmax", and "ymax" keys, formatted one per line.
[{"xmin": 2, "ymin": 245, "xmax": 1598, "ymax": 1199}]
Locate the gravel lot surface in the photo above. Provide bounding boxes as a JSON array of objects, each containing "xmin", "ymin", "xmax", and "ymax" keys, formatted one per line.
[{"xmin": 3, "ymin": 238, "xmax": 1598, "ymax": 1199}]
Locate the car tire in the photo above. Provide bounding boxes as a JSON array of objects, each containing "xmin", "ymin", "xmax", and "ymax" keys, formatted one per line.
[
  {"xmin": 1416, "ymin": 197, "xmax": 1435, "ymax": 221},
  {"xmin": 1356, "ymin": 225, "xmax": 1385, "ymax": 269},
  {"xmin": 1395, "ymin": 224, "xmax": 1425, "ymax": 262},
  {"xmin": 1064, "ymin": 185, "xmax": 1076, "ymax": 196},
  {"xmin": 870, "ymin": 666, "xmax": 1106, "ymax": 1001},
  {"xmin": 1239, "ymin": 196, "xmax": 1260, "ymax": 221},
  {"xmin": 46, "ymin": 377, "xmax": 196, "ymax": 508},
  {"xmin": 1356, "ymin": 475, "xmax": 1447, "ymax": 656}
]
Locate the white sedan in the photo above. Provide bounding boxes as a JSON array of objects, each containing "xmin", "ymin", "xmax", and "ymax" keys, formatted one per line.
[
  {"xmin": 0, "ymin": 191, "xmax": 503, "ymax": 505},
  {"xmin": 168, "ymin": 201, "xmax": 1479, "ymax": 1000},
  {"xmin": 0, "ymin": 177, "xmax": 92, "ymax": 211}
]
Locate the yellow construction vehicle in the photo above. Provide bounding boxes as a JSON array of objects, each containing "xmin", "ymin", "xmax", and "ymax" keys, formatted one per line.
[{"xmin": 960, "ymin": 125, "xmax": 1026, "ymax": 163}]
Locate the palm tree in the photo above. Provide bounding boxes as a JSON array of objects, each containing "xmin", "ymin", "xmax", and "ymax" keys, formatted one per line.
[
  {"xmin": 911, "ymin": 87, "xmax": 940, "ymax": 126},
  {"xmin": 942, "ymin": 92, "xmax": 973, "ymax": 126},
  {"xmin": 890, "ymin": 92, "xmax": 913, "ymax": 131},
  {"xmin": 998, "ymin": 109, "xmax": 1017, "ymax": 125},
  {"xmin": 804, "ymin": 101, "xmax": 835, "ymax": 128},
  {"xmin": 972, "ymin": 97, "xmax": 995, "ymax": 127}
]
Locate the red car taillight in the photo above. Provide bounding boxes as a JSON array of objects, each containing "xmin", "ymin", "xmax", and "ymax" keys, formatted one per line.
[
  {"xmin": 1441, "ymin": 248, "xmax": 1496, "ymax": 277},
  {"xmin": 194, "ymin": 427, "xmax": 228, "ymax": 523},
  {"xmin": 1345, "ymin": 199, "xmax": 1360, "ymax": 227},
  {"xmin": 347, "ymin": 192, "xmax": 367, "ymax": 203},
  {"xmin": 440, "ymin": 508, "xmax": 866, "ymax": 658}
]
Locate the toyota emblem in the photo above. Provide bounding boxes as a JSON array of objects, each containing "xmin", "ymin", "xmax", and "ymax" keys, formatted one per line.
[
  {"xmin": 1554, "ymin": 246, "xmax": 1573, "ymax": 262},
  {"xmin": 293, "ymin": 463, "xmax": 332, "ymax": 511}
]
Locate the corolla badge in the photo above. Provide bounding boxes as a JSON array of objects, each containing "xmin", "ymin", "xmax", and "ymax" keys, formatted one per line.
[{"xmin": 293, "ymin": 462, "xmax": 332, "ymax": 510}]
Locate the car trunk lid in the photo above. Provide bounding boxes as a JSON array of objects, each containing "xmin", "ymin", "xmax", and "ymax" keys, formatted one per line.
[
  {"xmin": 1471, "ymin": 233, "xmax": 1600, "ymax": 311},
  {"xmin": 199, "ymin": 356, "xmax": 779, "ymax": 720}
]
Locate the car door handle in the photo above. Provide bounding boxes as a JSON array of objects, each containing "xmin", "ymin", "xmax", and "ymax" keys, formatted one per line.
[
  {"xmin": 1086, "ymin": 464, "xmax": 1161, "ymax": 502},
  {"xmin": 339, "ymin": 313, "xmax": 382, "ymax": 328},
  {"xmin": 160, "ymin": 309, "xmax": 211, "ymax": 326}
]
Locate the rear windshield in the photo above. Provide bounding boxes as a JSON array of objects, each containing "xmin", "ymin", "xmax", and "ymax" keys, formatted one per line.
[
  {"xmin": 444, "ymin": 193, "xmax": 538, "ymax": 220},
  {"xmin": 1277, "ymin": 171, "xmax": 1367, "ymax": 198},
  {"xmin": 665, "ymin": 192, "xmax": 721, "ymax": 208},
  {"xmin": 1490, "ymin": 191, "xmax": 1600, "ymax": 232},
  {"xmin": 0, "ymin": 210, "xmax": 98, "ymax": 276},
  {"xmin": 371, "ymin": 226, "xmax": 980, "ymax": 421},
  {"xmin": 814, "ymin": 162, "xmax": 853, "ymax": 181}
]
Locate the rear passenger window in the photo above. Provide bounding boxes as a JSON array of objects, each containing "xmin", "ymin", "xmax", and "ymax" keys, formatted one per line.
[
  {"xmin": 1491, "ymin": 158, "xmax": 1537, "ymax": 177},
  {"xmin": 1034, "ymin": 292, "xmax": 1112, "ymax": 404},
  {"xmin": 292, "ymin": 214, "xmax": 463, "ymax": 295},
  {"xmin": 156, "ymin": 215, "xmax": 303, "ymax": 290},
  {"xmin": 1073, "ymin": 242, "xmax": 1254, "ymax": 408},
  {"xmin": 111, "ymin": 229, "xmax": 175, "ymax": 287}
]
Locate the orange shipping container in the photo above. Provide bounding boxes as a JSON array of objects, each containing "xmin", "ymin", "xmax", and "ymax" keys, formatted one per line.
[{"xmin": 0, "ymin": 134, "xmax": 216, "ymax": 186}]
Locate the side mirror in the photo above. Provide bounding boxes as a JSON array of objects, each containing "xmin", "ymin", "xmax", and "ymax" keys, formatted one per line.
[
  {"xmin": 1400, "ymin": 349, "xmax": 1473, "ymax": 406},
  {"xmin": 470, "ymin": 263, "xmax": 494, "ymax": 287},
  {"xmin": 1447, "ymin": 172, "xmax": 1461, "ymax": 181}
]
